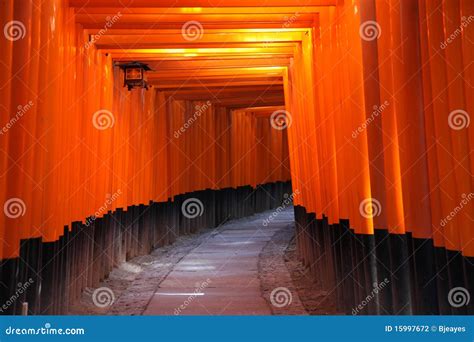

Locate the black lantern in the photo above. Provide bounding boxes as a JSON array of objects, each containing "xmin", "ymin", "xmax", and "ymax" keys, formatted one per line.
[{"xmin": 117, "ymin": 62, "xmax": 151, "ymax": 91}]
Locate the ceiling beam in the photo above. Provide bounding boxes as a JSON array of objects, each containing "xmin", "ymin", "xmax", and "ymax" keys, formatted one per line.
[
  {"xmin": 143, "ymin": 58, "xmax": 290, "ymax": 71},
  {"xmin": 75, "ymin": 7, "xmax": 327, "ymax": 14},
  {"xmin": 70, "ymin": 0, "xmax": 336, "ymax": 8}
]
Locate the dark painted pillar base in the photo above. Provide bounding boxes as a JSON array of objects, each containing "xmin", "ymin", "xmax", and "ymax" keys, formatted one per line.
[
  {"xmin": 0, "ymin": 181, "xmax": 291, "ymax": 315},
  {"xmin": 411, "ymin": 237, "xmax": 439, "ymax": 314},
  {"xmin": 293, "ymin": 205, "xmax": 474, "ymax": 316},
  {"xmin": 374, "ymin": 228, "xmax": 393, "ymax": 314},
  {"xmin": 447, "ymin": 250, "xmax": 469, "ymax": 315}
]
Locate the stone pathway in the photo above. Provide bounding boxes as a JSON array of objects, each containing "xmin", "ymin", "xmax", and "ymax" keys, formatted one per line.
[
  {"xmin": 70, "ymin": 207, "xmax": 308, "ymax": 315},
  {"xmin": 144, "ymin": 207, "xmax": 305, "ymax": 315}
]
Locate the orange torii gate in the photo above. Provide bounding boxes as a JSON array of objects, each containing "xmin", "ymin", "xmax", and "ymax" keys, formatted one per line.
[{"xmin": 0, "ymin": 0, "xmax": 472, "ymax": 315}]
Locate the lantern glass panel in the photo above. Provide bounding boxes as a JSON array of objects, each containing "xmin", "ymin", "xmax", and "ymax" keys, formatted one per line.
[{"xmin": 125, "ymin": 68, "xmax": 143, "ymax": 81}]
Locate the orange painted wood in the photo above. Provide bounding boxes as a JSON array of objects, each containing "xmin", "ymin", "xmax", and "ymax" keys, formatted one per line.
[{"xmin": 1, "ymin": 0, "xmax": 472, "ymax": 259}]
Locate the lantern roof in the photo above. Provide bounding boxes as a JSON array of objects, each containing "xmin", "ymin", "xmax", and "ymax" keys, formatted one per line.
[{"xmin": 117, "ymin": 61, "xmax": 152, "ymax": 71}]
